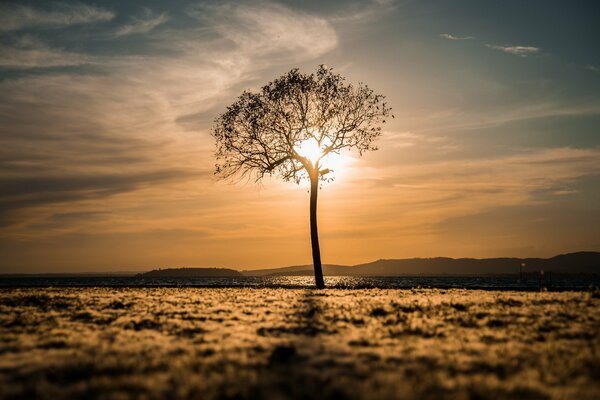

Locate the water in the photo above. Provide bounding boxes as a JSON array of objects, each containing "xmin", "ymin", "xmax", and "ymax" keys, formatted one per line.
[{"xmin": 1, "ymin": 275, "xmax": 598, "ymax": 290}]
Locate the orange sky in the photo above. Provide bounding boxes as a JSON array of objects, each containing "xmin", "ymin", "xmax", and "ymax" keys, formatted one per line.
[{"xmin": 1, "ymin": 1, "xmax": 599, "ymax": 272}]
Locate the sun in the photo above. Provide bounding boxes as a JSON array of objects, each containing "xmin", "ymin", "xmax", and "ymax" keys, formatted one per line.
[
  {"xmin": 294, "ymin": 137, "xmax": 322, "ymax": 164},
  {"xmin": 294, "ymin": 137, "xmax": 352, "ymax": 179}
]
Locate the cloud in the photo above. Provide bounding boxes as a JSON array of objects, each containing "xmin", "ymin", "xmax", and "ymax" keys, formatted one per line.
[
  {"xmin": 585, "ymin": 65, "xmax": 600, "ymax": 73},
  {"xmin": 0, "ymin": 36, "xmax": 91, "ymax": 68},
  {"xmin": 333, "ymin": 147, "xmax": 600, "ymax": 242},
  {"xmin": 115, "ymin": 8, "xmax": 168, "ymax": 37},
  {"xmin": 328, "ymin": 0, "xmax": 397, "ymax": 24},
  {"xmin": 0, "ymin": 2, "xmax": 339, "ymax": 237},
  {"xmin": 406, "ymin": 101, "xmax": 600, "ymax": 138},
  {"xmin": 0, "ymin": 170, "xmax": 196, "ymax": 220},
  {"xmin": 380, "ymin": 131, "xmax": 452, "ymax": 150},
  {"xmin": 0, "ymin": 2, "xmax": 114, "ymax": 31},
  {"xmin": 372, "ymin": 0, "xmax": 396, "ymax": 5},
  {"xmin": 188, "ymin": 3, "xmax": 337, "ymax": 60},
  {"xmin": 486, "ymin": 44, "xmax": 540, "ymax": 57},
  {"xmin": 439, "ymin": 33, "xmax": 474, "ymax": 40}
]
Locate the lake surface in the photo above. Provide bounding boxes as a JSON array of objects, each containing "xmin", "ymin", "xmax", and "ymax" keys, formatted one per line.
[{"xmin": 1, "ymin": 275, "xmax": 598, "ymax": 290}]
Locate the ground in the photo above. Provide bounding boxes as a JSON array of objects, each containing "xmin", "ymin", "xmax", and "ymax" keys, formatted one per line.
[{"xmin": 0, "ymin": 288, "xmax": 599, "ymax": 399}]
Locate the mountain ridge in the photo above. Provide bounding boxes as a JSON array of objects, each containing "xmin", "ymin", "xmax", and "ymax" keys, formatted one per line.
[
  {"xmin": 2, "ymin": 252, "xmax": 598, "ymax": 277},
  {"xmin": 241, "ymin": 251, "xmax": 600, "ymax": 276}
]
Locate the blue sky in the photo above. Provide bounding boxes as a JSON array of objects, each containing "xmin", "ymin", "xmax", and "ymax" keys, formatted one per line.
[{"xmin": 0, "ymin": 1, "xmax": 599, "ymax": 272}]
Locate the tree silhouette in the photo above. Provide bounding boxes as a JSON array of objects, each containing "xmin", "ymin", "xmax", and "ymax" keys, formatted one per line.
[{"xmin": 212, "ymin": 65, "xmax": 391, "ymax": 288}]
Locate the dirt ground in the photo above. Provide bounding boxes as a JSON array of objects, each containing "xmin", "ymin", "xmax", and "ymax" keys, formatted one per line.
[{"xmin": 1, "ymin": 288, "xmax": 599, "ymax": 399}]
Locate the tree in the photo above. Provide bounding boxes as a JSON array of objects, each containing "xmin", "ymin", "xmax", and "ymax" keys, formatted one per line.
[{"xmin": 212, "ymin": 65, "xmax": 392, "ymax": 288}]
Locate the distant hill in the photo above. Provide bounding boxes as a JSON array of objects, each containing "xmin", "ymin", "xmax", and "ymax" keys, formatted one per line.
[
  {"xmin": 138, "ymin": 267, "xmax": 242, "ymax": 278},
  {"xmin": 4, "ymin": 252, "xmax": 597, "ymax": 278},
  {"xmin": 241, "ymin": 252, "xmax": 600, "ymax": 276}
]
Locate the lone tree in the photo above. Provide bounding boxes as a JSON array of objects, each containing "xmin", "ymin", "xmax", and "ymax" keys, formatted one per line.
[{"xmin": 212, "ymin": 65, "xmax": 391, "ymax": 288}]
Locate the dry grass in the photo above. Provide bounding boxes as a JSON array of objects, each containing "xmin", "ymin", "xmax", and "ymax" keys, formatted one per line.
[{"xmin": 1, "ymin": 288, "xmax": 599, "ymax": 399}]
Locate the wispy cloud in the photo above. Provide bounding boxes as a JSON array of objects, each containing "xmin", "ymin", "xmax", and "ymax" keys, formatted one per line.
[
  {"xmin": 0, "ymin": 2, "xmax": 114, "ymax": 31},
  {"xmin": 415, "ymin": 102, "xmax": 600, "ymax": 135},
  {"xmin": 188, "ymin": 3, "xmax": 337, "ymax": 61},
  {"xmin": 372, "ymin": 0, "xmax": 396, "ymax": 6},
  {"xmin": 329, "ymin": 0, "xmax": 397, "ymax": 24},
  {"xmin": 0, "ymin": 170, "xmax": 197, "ymax": 224},
  {"xmin": 486, "ymin": 44, "xmax": 540, "ymax": 57},
  {"xmin": 439, "ymin": 33, "xmax": 474, "ymax": 40},
  {"xmin": 340, "ymin": 147, "xmax": 600, "ymax": 235},
  {"xmin": 380, "ymin": 131, "xmax": 454, "ymax": 151},
  {"xmin": 0, "ymin": 2, "xmax": 339, "ymax": 238},
  {"xmin": 585, "ymin": 65, "xmax": 600, "ymax": 73},
  {"xmin": 0, "ymin": 36, "xmax": 91, "ymax": 68},
  {"xmin": 115, "ymin": 8, "xmax": 168, "ymax": 37}
]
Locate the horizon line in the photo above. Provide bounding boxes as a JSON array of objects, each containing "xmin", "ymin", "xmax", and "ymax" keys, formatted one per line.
[{"xmin": 1, "ymin": 250, "xmax": 597, "ymax": 275}]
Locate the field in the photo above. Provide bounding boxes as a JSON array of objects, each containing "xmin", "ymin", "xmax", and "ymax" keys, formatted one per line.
[{"xmin": 1, "ymin": 288, "xmax": 599, "ymax": 399}]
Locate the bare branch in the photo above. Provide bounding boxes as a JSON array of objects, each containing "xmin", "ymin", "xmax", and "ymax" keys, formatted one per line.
[{"xmin": 212, "ymin": 65, "xmax": 392, "ymax": 183}]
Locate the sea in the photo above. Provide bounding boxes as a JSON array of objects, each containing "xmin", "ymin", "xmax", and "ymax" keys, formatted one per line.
[{"xmin": 1, "ymin": 275, "xmax": 598, "ymax": 290}]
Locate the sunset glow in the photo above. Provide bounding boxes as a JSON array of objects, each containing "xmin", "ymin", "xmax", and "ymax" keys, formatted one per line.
[
  {"xmin": 0, "ymin": 1, "xmax": 598, "ymax": 273},
  {"xmin": 294, "ymin": 137, "xmax": 322, "ymax": 165},
  {"xmin": 291, "ymin": 138, "xmax": 352, "ymax": 185}
]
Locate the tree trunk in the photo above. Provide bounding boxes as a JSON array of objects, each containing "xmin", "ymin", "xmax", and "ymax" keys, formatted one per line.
[{"xmin": 310, "ymin": 175, "xmax": 325, "ymax": 288}]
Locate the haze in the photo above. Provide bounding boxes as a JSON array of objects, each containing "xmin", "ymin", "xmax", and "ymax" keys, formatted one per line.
[{"xmin": 1, "ymin": 1, "xmax": 599, "ymax": 273}]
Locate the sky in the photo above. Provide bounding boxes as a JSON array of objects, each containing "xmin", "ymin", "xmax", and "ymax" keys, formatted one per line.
[{"xmin": 1, "ymin": 0, "xmax": 599, "ymax": 273}]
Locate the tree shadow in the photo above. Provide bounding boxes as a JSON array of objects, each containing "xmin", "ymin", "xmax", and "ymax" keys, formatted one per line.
[{"xmin": 233, "ymin": 289, "xmax": 353, "ymax": 400}]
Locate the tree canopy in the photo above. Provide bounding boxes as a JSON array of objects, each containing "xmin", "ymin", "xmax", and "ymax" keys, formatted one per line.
[{"xmin": 212, "ymin": 65, "xmax": 392, "ymax": 183}]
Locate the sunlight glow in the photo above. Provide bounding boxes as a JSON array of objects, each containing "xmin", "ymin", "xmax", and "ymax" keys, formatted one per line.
[
  {"xmin": 294, "ymin": 136, "xmax": 352, "ymax": 180},
  {"xmin": 322, "ymin": 150, "xmax": 352, "ymax": 179},
  {"xmin": 294, "ymin": 137, "xmax": 322, "ymax": 164}
]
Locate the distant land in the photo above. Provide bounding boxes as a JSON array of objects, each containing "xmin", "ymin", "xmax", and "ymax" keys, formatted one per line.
[
  {"xmin": 242, "ymin": 251, "xmax": 600, "ymax": 276},
  {"xmin": 1, "ymin": 252, "xmax": 598, "ymax": 277}
]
